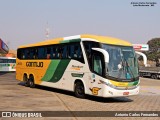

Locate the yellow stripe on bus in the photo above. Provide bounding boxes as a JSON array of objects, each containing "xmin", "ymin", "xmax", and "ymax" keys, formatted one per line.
[
  {"xmin": 109, "ymin": 80, "xmax": 129, "ymax": 87},
  {"xmin": 81, "ymin": 34, "xmax": 132, "ymax": 46}
]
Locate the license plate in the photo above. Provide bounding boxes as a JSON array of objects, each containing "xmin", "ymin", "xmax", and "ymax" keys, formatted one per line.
[{"xmin": 123, "ymin": 92, "xmax": 129, "ymax": 95}]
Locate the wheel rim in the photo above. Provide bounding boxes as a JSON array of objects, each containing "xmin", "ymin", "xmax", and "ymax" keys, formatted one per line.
[
  {"xmin": 30, "ymin": 81, "xmax": 33, "ymax": 86},
  {"xmin": 29, "ymin": 77, "xmax": 34, "ymax": 86}
]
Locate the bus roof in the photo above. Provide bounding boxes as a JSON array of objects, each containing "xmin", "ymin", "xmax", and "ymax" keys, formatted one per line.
[{"xmin": 18, "ymin": 34, "xmax": 132, "ymax": 48}]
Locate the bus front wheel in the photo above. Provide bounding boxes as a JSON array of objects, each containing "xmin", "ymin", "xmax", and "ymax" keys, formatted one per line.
[
  {"xmin": 29, "ymin": 75, "xmax": 35, "ymax": 88},
  {"xmin": 151, "ymin": 74, "xmax": 157, "ymax": 79},
  {"xmin": 74, "ymin": 81, "xmax": 85, "ymax": 98}
]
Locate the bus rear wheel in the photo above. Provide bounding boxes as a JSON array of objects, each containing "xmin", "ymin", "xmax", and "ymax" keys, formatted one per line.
[
  {"xmin": 74, "ymin": 82, "xmax": 85, "ymax": 98},
  {"xmin": 23, "ymin": 75, "xmax": 29, "ymax": 87},
  {"xmin": 29, "ymin": 75, "xmax": 35, "ymax": 88}
]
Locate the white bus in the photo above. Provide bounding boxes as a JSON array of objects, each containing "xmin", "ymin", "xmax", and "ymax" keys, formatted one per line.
[
  {"xmin": 16, "ymin": 34, "xmax": 139, "ymax": 98},
  {"xmin": 0, "ymin": 57, "xmax": 16, "ymax": 72}
]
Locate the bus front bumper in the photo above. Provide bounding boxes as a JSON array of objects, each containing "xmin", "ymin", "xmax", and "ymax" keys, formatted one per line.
[{"xmin": 102, "ymin": 86, "xmax": 140, "ymax": 97}]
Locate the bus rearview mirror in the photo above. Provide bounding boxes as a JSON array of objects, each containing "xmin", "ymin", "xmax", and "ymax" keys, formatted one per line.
[{"xmin": 92, "ymin": 48, "xmax": 109, "ymax": 63}]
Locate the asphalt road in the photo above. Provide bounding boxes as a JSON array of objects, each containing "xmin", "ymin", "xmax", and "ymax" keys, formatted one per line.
[{"xmin": 0, "ymin": 72, "xmax": 160, "ymax": 120}]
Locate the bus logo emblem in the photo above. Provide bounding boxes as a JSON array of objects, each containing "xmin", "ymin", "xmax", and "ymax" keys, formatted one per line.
[{"xmin": 89, "ymin": 87, "xmax": 101, "ymax": 95}]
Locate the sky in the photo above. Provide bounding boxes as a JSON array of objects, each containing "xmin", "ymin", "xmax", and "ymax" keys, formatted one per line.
[{"xmin": 0, "ymin": 0, "xmax": 160, "ymax": 50}]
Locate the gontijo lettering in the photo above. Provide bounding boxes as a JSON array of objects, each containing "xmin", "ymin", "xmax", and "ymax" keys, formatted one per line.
[{"xmin": 26, "ymin": 62, "xmax": 43, "ymax": 67}]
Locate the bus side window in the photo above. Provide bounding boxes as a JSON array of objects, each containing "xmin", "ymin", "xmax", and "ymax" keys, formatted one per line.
[
  {"xmin": 74, "ymin": 44, "xmax": 82, "ymax": 59},
  {"xmin": 93, "ymin": 54, "xmax": 103, "ymax": 76},
  {"xmin": 21, "ymin": 49, "xmax": 25, "ymax": 59},
  {"xmin": 17, "ymin": 49, "xmax": 23, "ymax": 59},
  {"xmin": 66, "ymin": 43, "xmax": 84, "ymax": 63},
  {"xmin": 38, "ymin": 47, "xmax": 45, "ymax": 59},
  {"xmin": 62, "ymin": 45, "xmax": 67, "ymax": 59},
  {"xmin": 83, "ymin": 41, "xmax": 101, "ymax": 68},
  {"xmin": 25, "ymin": 49, "xmax": 30, "ymax": 59},
  {"xmin": 83, "ymin": 41, "xmax": 100, "ymax": 59},
  {"xmin": 50, "ymin": 46, "xmax": 53, "ymax": 59},
  {"xmin": 67, "ymin": 45, "xmax": 71, "ymax": 59},
  {"xmin": 74, "ymin": 45, "xmax": 78, "ymax": 58},
  {"xmin": 85, "ymin": 44, "xmax": 91, "ymax": 59},
  {"xmin": 34, "ymin": 48, "xmax": 38, "ymax": 59},
  {"xmin": 58, "ymin": 46, "xmax": 62, "ymax": 59},
  {"xmin": 78, "ymin": 45, "xmax": 84, "ymax": 63},
  {"xmin": 23, "ymin": 49, "xmax": 26, "ymax": 59},
  {"xmin": 68, "ymin": 44, "xmax": 75, "ymax": 59},
  {"xmin": 55, "ymin": 47, "xmax": 59, "ymax": 58},
  {"xmin": 52, "ymin": 47, "xmax": 56, "ymax": 58},
  {"xmin": 70, "ymin": 45, "xmax": 74, "ymax": 58},
  {"xmin": 47, "ymin": 47, "xmax": 51, "ymax": 59},
  {"xmin": 30, "ymin": 49, "xmax": 34, "ymax": 59},
  {"xmin": 78, "ymin": 46, "xmax": 82, "ymax": 59}
]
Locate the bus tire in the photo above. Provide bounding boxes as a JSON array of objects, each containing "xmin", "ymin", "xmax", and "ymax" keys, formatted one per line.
[
  {"xmin": 154, "ymin": 75, "xmax": 157, "ymax": 79},
  {"xmin": 151, "ymin": 74, "xmax": 154, "ymax": 79},
  {"xmin": 23, "ymin": 74, "xmax": 29, "ymax": 87},
  {"xmin": 29, "ymin": 75, "xmax": 35, "ymax": 88},
  {"xmin": 151, "ymin": 74, "xmax": 157, "ymax": 79},
  {"xmin": 74, "ymin": 81, "xmax": 85, "ymax": 98}
]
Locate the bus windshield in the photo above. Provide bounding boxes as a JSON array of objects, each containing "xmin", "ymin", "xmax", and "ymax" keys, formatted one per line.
[{"xmin": 102, "ymin": 44, "xmax": 139, "ymax": 81}]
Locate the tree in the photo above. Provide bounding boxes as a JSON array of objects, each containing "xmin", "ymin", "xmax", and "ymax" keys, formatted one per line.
[
  {"xmin": 145, "ymin": 38, "xmax": 160, "ymax": 66},
  {"xmin": 147, "ymin": 38, "xmax": 160, "ymax": 52}
]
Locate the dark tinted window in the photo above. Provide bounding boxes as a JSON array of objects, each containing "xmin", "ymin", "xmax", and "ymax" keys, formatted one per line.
[
  {"xmin": 62, "ymin": 45, "xmax": 67, "ymax": 58},
  {"xmin": 0, "ymin": 59, "xmax": 16, "ymax": 63},
  {"xmin": 17, "ymin": 42, "xmax": 84, "ymax": 63},
  {"xmin": 83, "ymin": 41, "xmax": 100, "ymax": 58},
  {"xmin": 38, "ymin": 47, "xmax": 46, "ymax": 59},
  {"xmin": 93, "ymin": 55, "xmax": 103, "ymax": 75},
  {"xmin": 83, "ymin": 41, "xmax": 100, "ymax": 68}
]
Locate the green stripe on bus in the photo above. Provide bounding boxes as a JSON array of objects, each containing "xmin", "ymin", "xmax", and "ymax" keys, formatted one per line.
[
  {"xmin": 49, "ymin": 59, "xmax": 70, "ymax": 82},
  {"xmin": 42, "ymin": 59, "xmax": 70, "ymax": 82},
  {"xmin": 128, "ymin": 81, "xmax": 139, "ymax": 86},
  {"xmin": 42, "ymin": 60, "xmax": 60, "ymax": 82},
  {"xmin": 133, "ymin": 81, "xmax": 139, "ymax": 85},
  {"xmin": 60, "ymin": 39, "xmax": 81, "ymax": 44}
]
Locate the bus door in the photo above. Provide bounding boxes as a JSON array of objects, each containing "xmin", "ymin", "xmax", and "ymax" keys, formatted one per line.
[{"xmin": 89, "ymin": 50, "xmax": 105, "ymax": 95}]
